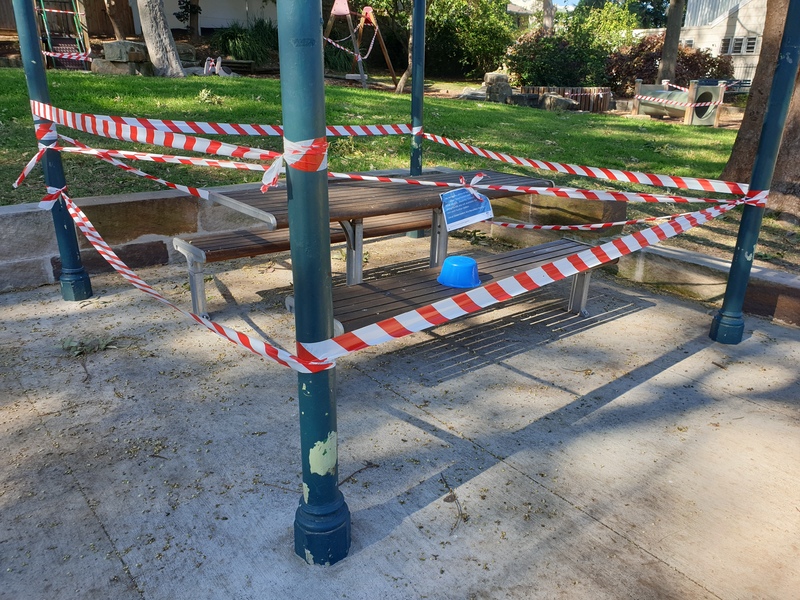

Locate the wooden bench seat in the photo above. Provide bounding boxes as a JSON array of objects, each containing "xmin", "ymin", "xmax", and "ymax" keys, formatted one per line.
[
  {"xmin": 332, "ymin": 239, "xmax": 603, "ymax": 332},
  {"xmin": 173, "ymin": 210, "xmax": 433, "ymax": 317}
]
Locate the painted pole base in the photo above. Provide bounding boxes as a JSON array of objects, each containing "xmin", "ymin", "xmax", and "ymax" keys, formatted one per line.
[
  {"xmin": 59, "ymin": 272, "xmax": 93, "ymax": 301},
  {"xmin": 709, "ymin": 310, "xmax": 745, "ymax": 345},
  {"xmin": 294, "ymin": 493, "xmax": 351, "ymax": 565}
]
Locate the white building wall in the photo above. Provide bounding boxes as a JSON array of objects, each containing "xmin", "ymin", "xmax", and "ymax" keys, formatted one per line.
[
  {"xmin": 634, "ymin": 0, "xmax": 766, "ymax": 81},
  {"xmin": 129, "ymin": 0, "xmax": 278, "ymax": 35}
]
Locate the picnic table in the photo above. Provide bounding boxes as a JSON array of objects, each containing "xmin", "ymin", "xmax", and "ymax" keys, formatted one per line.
[{"xmin": 174, "ymin": 169, "xmax": 554, "ymax": 316}]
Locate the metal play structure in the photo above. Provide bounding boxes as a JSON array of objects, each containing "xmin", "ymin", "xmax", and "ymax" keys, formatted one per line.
[
  {"xmin": 35, "ymin": 0, "xmax": 91, "ymax": 70},
  {"xmin": 323, "ymin": 0, "xmax": 397, "ymax": 88},
  {"xmin": 11, "ymin": 0, "xmax": 800, "ymax": 565},
  {"xmin": 633, "ymin": 78, "xmax": 726, "ymax": 126}
]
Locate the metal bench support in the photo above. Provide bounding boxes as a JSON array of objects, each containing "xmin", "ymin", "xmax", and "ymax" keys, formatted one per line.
[{"xmin": 568, "ymin": 271, "xmax": 592, "ymax": 316}]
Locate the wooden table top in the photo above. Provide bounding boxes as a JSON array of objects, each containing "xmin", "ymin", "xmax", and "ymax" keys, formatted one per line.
[{"xmin": 218, "ymin": 170, "xmax": 552, "ymax": 228}]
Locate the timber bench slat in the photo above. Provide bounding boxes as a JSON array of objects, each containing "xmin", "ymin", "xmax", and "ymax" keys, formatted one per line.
[
  {"xmin": 332, "ymin": 239, "xmax": 601, "ymax": 332},
  {"xmin": 173, "ymin": 210, "xmax": 434, "ymax": 316}
]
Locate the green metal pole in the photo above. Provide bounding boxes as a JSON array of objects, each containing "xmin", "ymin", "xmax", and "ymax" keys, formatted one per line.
[
  {"xmin": 13, "ymin": 0, "xmax": 92, "ymax": 301},
  {"xmin": 710, "ymin": 0, "xmax": 800, "ymax": 344},
  {"xmin": 409, "ymin": 0, "xmax": 426, "ymax": 176},
  {"xmin": 277, "ymin": 0, "xmax": 350, "ymax": 564}
]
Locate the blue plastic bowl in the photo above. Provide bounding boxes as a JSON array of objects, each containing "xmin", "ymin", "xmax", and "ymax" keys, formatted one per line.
[{"xmin": 437, "ymin": 255, "xmax": 480, "ymax": 288}]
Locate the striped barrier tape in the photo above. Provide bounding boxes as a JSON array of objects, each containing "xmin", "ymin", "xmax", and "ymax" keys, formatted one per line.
[
  {"xmin": 420, "ymin": 132, "xmax": 747, "ymax": 195},
  {"xmin": 561, "ymin": 91, "xmax": 611, "ymax": 97},
  {"xmin": 41, "ymin": 184, "xmax": 766, "ymax": 374},
  {"xmin": 37, "ymin": 7, "xmax": 83, "ymax": 14},
  {"xmin": 25, "ymin": 102, "xmax": 748, "ymax": 197},
  {"xmin": 56, "ymin": 143, "xmax": 272, "ymax": 174},
  {"xmin": 30, "ymin": 100, "xmax": 281, "ymax": 162},
  {"xmin": 297, "ymin": 192, "xmax": 767, "ymax": 364},
  {"xmin": 261, "ymin": 137, "xmax": 329, "ymax": 190},
  {"xmin": 52, "ymin": 189, "xmax": 329, "ymax": 373},
  {"xmin": 43, "ymin": 51, "xmax": 92, "ymax": 62},
  {"xmin": 52, "ymin": 133, "xmax": 229, "ymax": 203},
  {"xmin": 328, "ymin": 171, "xmax": 735, "ymax": 206},
  {"xmin": 666, "ymin": 83, "xmax": 690, "ymax": 92},
  {"xmin": 634, "ymin": 94, "xmax": 724, "ymax": 108},
  {"xmin": 490, "ymin": 215, "xmax": 682, "ymax": 231},
  {"xmin": 13, "ymin": 122, "xmax": 57, "ymax": 188},
  {"xmin": 30, "ymin": 101, "xmax": 411, "ymax": 138},
  {"xmin": 324, "ymin": 25, "xmax": 378, "ymax": 62}
]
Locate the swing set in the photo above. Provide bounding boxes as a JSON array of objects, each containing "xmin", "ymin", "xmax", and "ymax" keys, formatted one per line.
[{"xmin": 323, "ymin": 0, "xmax": 397, "ymax": 88}]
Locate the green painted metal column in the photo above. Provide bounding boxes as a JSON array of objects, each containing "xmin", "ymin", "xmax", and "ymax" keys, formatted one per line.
[
  {"xmin": 710, "ymin": 0, "xmax": 800, "ymax": 344},
  {"xmin": 409, "ymin": 0, "xmax": 426, "ymax": 176},
  {"xmin": 277, "ymin": 0, "xmax": 350, "ymax": 564},
  {"xmin": 13, "ymin": 0, "xmax": 92, "ymax": 301}
]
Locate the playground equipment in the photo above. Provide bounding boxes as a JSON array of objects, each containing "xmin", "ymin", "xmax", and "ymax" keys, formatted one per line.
[
  {"xmin": 323, "ymin": 0, "xmax": 396, "ymax": 88},
  {"xmin": 633, "ymin": 79, "xmax": 726, "ymax": 126},
  {"xmin": 35, "ymin": 0, "xmax": 90, "ymax": 70}
]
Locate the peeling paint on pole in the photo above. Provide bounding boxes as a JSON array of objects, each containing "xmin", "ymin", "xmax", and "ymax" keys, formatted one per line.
[{"xmin": 309, "ymin": 432, "xmax": 338, "ymax": 476}]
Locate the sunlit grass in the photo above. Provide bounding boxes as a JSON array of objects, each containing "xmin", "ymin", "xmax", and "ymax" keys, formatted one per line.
[{"xmin": 0, "ymin": 68, "xmax": 739, "ymax": 206}]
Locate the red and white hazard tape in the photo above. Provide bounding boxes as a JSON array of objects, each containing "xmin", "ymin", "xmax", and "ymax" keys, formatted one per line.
[
  {"xmin": 13, "ymin": 122, "xmax": 58, "ymax": 188},
  {"xmin": 31, "ymin": 101, "xmax": 281, "ymax": 162},
  {"xmin": 666, "ymin": 82, "xmax": 690, "ymax": 92},
  {"xmin": 298, "ymin": 194, "xmax": 764, "ymax": 363},
  {"xmin": 561, "ymin": 91, "xmax": 611, "ymax": 97},
  {"xmin": 54, "ymin": 133, "xmax": 227, "ymax": 203},
  {"xmin": 490, "ymin": 215, "xmax": 679, "ymax": 231},
  {"xmin": 43, "ymin": 51, "xmax": 91, "ymax": 62},
  {"xmin": 634, "ymin": 94, "xmax": 723, "ymax": 108},
  {"xmin": 32, "ymin": 101, "xmax": 410, "ymax": 138},
  {"xmin": 38, "ymin": 7, "xmax": 82, "ymax": 14},
  {"xmin": 42, "ymin": 184, "xmax": 766, "ymax": 373},
  {"xmin": 324, "ymin": 26, "xmax": 378, "ymax": 62},
  {"xmin": 261, "ymin": 137, "xmax": 329, "ymax": 189},
  {"xmin": 57, "ymin": 143, "xmax": 273, "ymax": 174},
  {"xmin": 329, "ymin": 171, "xmax": 734, "ymax": 206},
  {"xmin": 420, "ymin": 132, "xmax": 747, "ymax": 195},
  {"xmin": 54, "ymin": 189, "xmax": 330, "ymax": 372}
]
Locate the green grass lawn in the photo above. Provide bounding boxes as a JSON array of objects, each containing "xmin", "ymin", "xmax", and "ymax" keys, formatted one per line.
[{"xmin": 0, "ymin": 68, "xmax": 739, "ymax": 208}]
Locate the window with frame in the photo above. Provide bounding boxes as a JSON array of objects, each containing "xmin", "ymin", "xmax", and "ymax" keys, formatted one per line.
[
  {"xmin": 681, "ymin": 39, "xmax": 694, "ymax": 48},
  {"xmin": 721, "ymin": 36, "xmax": 760, "ymax": 55}
]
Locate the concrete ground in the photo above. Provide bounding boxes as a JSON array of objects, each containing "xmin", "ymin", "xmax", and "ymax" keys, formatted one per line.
[{"xmin": 1, "ymin": 234, "xmax": 798, "ymax": 600}]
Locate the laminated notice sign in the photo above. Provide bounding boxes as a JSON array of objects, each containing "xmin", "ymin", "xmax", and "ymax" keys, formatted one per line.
[{"xmin": 439, "ymin": 187, "xmax": 493, "ymax": 232}]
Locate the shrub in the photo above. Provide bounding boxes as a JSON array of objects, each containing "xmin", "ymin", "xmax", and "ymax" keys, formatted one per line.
[
  {"xmin": 210, "ymin": 18, "xmax": 279, "ymax": 66},
  {"xmin": 426, "ymin": 0, "xmax": 515, "ymax": 77},
  {"xmin": 506, "ymin": 28, "xmax": 608, "ymax": 87},
  {"xmin": 606, "ymin": 34, "xmax": 734, "ymax": 97}
]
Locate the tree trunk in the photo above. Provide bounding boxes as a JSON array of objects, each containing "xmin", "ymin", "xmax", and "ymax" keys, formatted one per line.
[
  {"xmin": 395, "ymin": 14, "xmax": 413, "ymax": 94},
  {"xmin": 657, "ymin": 0, "xmax": 685, "ymax": 83},
  {"xmin": 103, "ymin": 0, "xmax": 129, "ymax": 40},
  {"xmin": 136, "ymin": 0, "xmax": 185, "ymax": 77},
  {"xmin": 721, "ymin": 0, "xmax": 799, "ymax": 221},
  {"xmin": 189, "ymin": 0, "xmax": 201, "ymax": 44},
  {"xmin": 542, "ymin": 0, "xmax": 554, "ymax": 34}
]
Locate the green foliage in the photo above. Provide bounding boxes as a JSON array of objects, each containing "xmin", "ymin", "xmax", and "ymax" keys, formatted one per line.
[
  {"xmin": 575, "ymin": 0, "xmax": 670, "ymax": 28},
  {"xmin": 368, "ymin": 0, "xmax": 515, "ymax": 77},
  {"xmin": 573, "ymin": 2, "xmax": 638, "ymax": 52},
  {"xmin": 427, "ymin": 0, "xmax": 515, "ymax": 76},
  {"xmin": 506, "ymin": 29, "xmax": 608, "ymax": 86},
  {"xmin": 507, "ymin": 3, "xmax": 637, "ymax": 87},
  {"xmin": 210, "ymin": 18, "xmax": 279, "ymax": 66},
  {"xmin": 606, "ymin": 34, "xmax": 734, "ymax": 96},
  {"xmin": 173, "ymin": 0, "xmax": 201, "ymax": 27}
]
